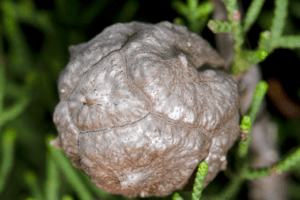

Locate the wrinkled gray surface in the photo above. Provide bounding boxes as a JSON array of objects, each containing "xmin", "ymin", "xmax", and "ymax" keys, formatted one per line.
[{"xmin": 52, "ymin": 21, "xmax": 240, "ymax": 198}]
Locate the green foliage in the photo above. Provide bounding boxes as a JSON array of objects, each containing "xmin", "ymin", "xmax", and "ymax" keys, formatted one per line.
[
  {"xmin": 242, "ymin": 0, "xmax": 266, "ymax": 34},
  {"xmin": 274, "ymin": 148, "xmax": 300, "ymax": 173},
  {"xmin": 240, "ymin": 116, "xmax": 251, "ymax": 131},
  {"xmin": 208, "ymin": 0, "xmax": 300, "ymax": 75},
  {"xmin": 244, "ymin": 147, "xmax": 300, "ymax": 180},
  {"xmin": 172, "ymin": 161, "xmax": 209, "ymax": 200},
  {"xmin": 25, "ymin": 198, "xmax": 36, "ymax": 200},
  {"xmin": 173, "ymin": 192, "xmax": 184, "ymax": 200},
  {"xmin": 191, "ymin": 161, "xmax": 209, "ymax": 200},
  {"xmin": 207, "ymin": 20, "xmax": 232, "ymax": 33},
  {"xmin": 23, "ymin": 171, "xmax": 44, "ymax": 200},
  {"xmin": 0, "ymin": 128, "xmax": 17, "ymax": 193},
  {"xmin": 46, "ymin": 135, "xmax": 95, "ymax": 200},
  {"xmin": 45, "ymin": 151, "xmax": 60, "ymax": 200},
  {"xmin": 172, "ymin": 0, "xmax": 214, "ymax": 33},
  {"xmin": 62, "ymin": 195, "xmax": 75, "ymax": 200},
  {"xmin": 247, "ymin": 81, "xmax": 268, "ymax": 122},
  {"xmin": 238, "ymin": 81, "xmax": 268, "ymax": 159}
]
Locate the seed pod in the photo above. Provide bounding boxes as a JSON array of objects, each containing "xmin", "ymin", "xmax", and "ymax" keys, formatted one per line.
[{"xmin": 52, "ymin": 21, "xmax": 240, "ymax": 198}]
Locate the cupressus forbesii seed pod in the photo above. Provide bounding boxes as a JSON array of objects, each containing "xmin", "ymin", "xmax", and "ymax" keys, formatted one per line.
[{"xmin": 51, "ymin": 21, "xmax": 240, "ymax": 198}]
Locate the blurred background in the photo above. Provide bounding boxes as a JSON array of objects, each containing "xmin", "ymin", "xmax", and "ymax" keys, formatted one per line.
[{"xmin": 0, "ymin": 0, "xmax": 300, "ymax": 199}]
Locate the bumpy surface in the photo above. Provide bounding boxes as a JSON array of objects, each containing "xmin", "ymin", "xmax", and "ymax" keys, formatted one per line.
[{"xmin": 52, "ymin": 21, "xmax": 240, "ymax": 198}]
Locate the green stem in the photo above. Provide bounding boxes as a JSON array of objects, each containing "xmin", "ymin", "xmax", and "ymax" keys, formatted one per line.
[
  {"xmin": 270, "ymin": 0, "xmax": 288, "ymax": 40},
  {"xmin": 47, "ymin": 135, "xmax": 95, "ymax": 200},
  {"xmin": 0, "ymin": 128, "xmax": 17, "ymax": 194},
  {"xmin": 238, "ymin": 81, "xmax": 268, "ymax": 159},
  {"xmin": 24, "ymin": 171, "xmax": 44, "ymax": 200},
  {"xmin": 203, "ymin": 170, "xmax": 246, "ymax": 200},
  {"xmin": 45, "ymin": 153, "xmax": 60, "ymax": 200},
  {"xmin": 173, "ymin": 192, "xmax": 184, "ymax": 200},
  {"xmin": 247, "ymin": 81, "xmax": 268, "ymax": 122},
  {"xmin": 221, "ymin": 0, "xmax": 245, "ymax": 74},
  {"xmin": 274, "ymin": 36, "xmax": 300, "ymax": 49},
  {"xmin": 1, "ymin": 0, "xmax": 33, "ymax": 72},
  {"xmin": 0, "ymin": 94, "xmax": 30, "ymax": 127},
  {"xmin": 0, "ymin": 64, "xmax": 4, "ymax": 116},
  {"xmin": 274, "ymin": 147, "xmax": 300, "ymax": 173},
  {"xmin": 0, "ymin": 34, "xmax": 4, "ymax": 115},
  {"xmin": 244, "ymin": 167, "xmax": 271, "ymax": 180},
  {"xmin": 191, "ymin": 161, "xmax": 209, "ymax": 200},
  {"xmin": 222, "ymin": 0, "xmax": 244, "ymax": 49},
  {"xmin": 61, "ymin": 195, "xmax": 74, "ymax": 200},
  {"xmin": 187, "ymin": 0, "xmax": 198, "ymax": 11},
  {"xmin": 25, "ymin": 197, "xmax": 36, "ymax": 200},
  {"xmin": 243, "ymin": 0, "xmax": 266, "ymax": 34},
  {"xmin": 244, "ymin": 147, "xmax": 300, "ymax": 180}
]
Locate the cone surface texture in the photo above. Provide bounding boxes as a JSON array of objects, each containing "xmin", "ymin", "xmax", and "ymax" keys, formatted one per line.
[{"xmin": 52, "ymin": 21, "xmax": 240, "ymax": 198}]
